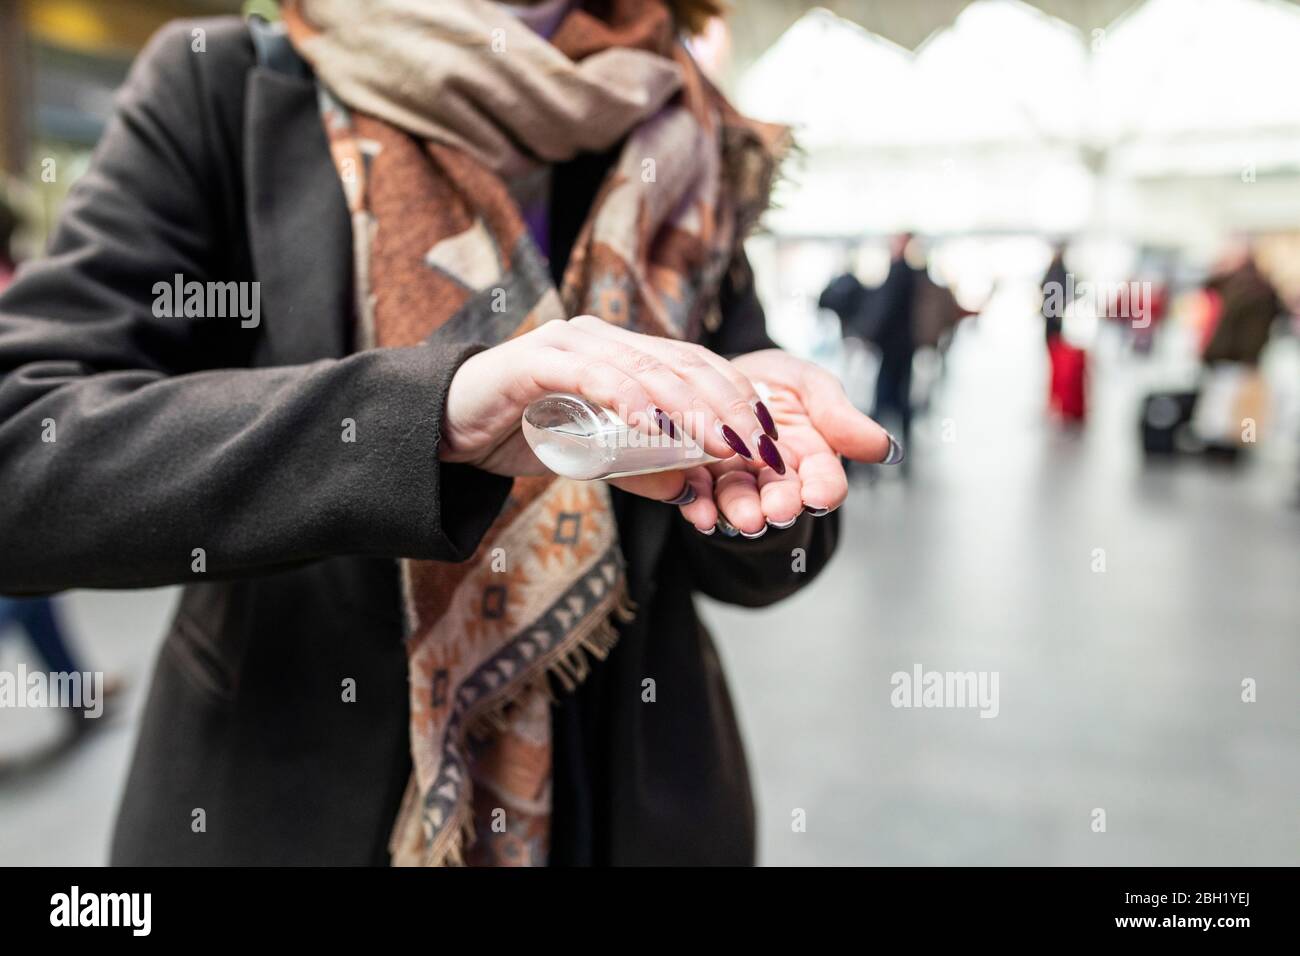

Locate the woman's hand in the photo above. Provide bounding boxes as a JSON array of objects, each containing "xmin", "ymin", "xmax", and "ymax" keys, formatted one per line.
[
  {"xmin": 441, "ymin": 320, "xmax": 898, "ymax": 521},
  {"xmin": 671, "ymin": 349, "xmax": 901, "ymax": 536},
  {"xmin": 441, "ymin": 316, "xmax": 790, "ymax": 502}
]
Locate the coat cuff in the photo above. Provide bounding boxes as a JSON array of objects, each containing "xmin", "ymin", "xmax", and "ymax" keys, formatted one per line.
[
  {"xmin": 348, "ymin": 341, "xmax": 512, "ymax": 562},
  {"xmin": 423, "ymin": 341, "xmax": 513, "ymax": 561}
]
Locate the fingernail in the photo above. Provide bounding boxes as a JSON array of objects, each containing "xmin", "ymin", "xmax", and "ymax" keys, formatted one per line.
[
  {"xmin": 740, "ymin": 525, "xmax": 768, "ymax": 539},
  {"xmin": 696, "ymin": 523, "xmax": 715, "ymax": 535},
  {"xmin": 881, "ymin": 432, "xmax": 905, "ymax": 465},
  {"xmin": 753, "ymin": 400, "xmax": 778, "ymax": 441},
  {"xmin": 715, "ymin": 514, "xmax": 740, "ymax": 537},
  {"xmin": 768, "ymin": 514, "xmax": 799, "ymax": 530},
  {"xmin": 806, "ymin": 505, "xmax": 833, "ymax": 517},
  {"xmin": 653, "ymin": 407, "xmax": 678, "ymax": 440},
  {"xmin": 717, "ymin": 423, "xmax": 753, "ymax": 459},
  {"xmin": 664, "ymin": 483, "xmax": 696, "ymax": 506},
  {"xmin": 755, "ymin": 433, "xmax": 786, "ymax": 475}
]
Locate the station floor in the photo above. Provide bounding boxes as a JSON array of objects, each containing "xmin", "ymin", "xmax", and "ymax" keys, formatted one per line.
[{"xmin": 2, "ymin": 309, "xmax": 1297, "ymax": 865}]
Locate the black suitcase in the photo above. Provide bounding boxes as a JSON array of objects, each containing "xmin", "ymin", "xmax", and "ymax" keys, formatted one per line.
[{"xmin": 1140, "ymin": 390, "xmax": 1198, "ymax": 455}]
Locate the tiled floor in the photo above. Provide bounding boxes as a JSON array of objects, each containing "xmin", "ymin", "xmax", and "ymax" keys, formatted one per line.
[{"xmin": 2, "ymin": 307, "xmax": 1297, "ymax": 865}]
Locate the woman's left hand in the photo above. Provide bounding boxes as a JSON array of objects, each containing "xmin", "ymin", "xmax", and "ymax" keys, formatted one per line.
[{"xmin": 666, "ymin": 349, "xmax": 901, "ymax": 536}]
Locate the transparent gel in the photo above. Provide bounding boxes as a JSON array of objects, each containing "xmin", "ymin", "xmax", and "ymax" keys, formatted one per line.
[{"xmin": 522, "ymin": 393, "xmax": 717, "ymax": 481}]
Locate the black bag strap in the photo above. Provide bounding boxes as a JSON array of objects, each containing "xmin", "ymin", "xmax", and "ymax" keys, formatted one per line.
[{"xmin": 248, "ymin": 14, "xmax": 311, "ymax": 79}]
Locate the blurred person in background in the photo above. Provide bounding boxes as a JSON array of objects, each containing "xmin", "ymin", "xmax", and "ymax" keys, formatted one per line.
[
  {"xmin": 0, "ymin": 193, "xmax": 117, "ymax": 749},
  {"xmin": 817, "ymin": 248, "xmax": 872, "ymax": 409},
  {"xmin": 0, "ymin": 596, "xmax": 119, "ymax": 745},
  {"xmin": 818, "ymin": 257, "xmax": 868, "ymax": 340},
  {"xmin": 819, "ymin": 233, "xmax": 919, "ymax": 471},
  {"xmin": 0, "ymin": 196, "xmax": 16, "ymax": 289},
  {"xmin": 817, "ymin": 233, "xmax": 918, "ymax": 477},
  {"xmin": 1125, "ymin": 251, "xmax": 1174, "ymax": 356},
  {"xmin": 863, "ymin": 233, "xmax": 921, "ymax": 460},
  {"xmin": 1192, "ymin": 241, "xmax": 1285, "ymax": 459},
  {"xmin": 910, "ymin": 259, "xmax": 972, "ymax": 411},
  {"xmin": 0, "ymin": 0, "xmax": 900, "ymax": 867},
  {"xmin": 1202, "ymin": 241, "xmax": 1284, "ymax": 367},
  {"xmin": 1041, "ymin": 242, "xmax": 1067, "ymax": 345},
  {"xmin": 1040, "ymin": 241, "xmax": 1086, "ymax": 425}
]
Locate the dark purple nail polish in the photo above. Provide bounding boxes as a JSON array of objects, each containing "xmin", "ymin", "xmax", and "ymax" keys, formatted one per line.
[
  {"xmin": 717, "ymin": 423, "xmax": 752, "ymax": 459},
  {"xmin": 753, "ymin": 400, "xmax": 778, "ymax": 441},
  {"xmin": 653, "ymin": 407, "xmax": 678, "ymax": 440},
  {"xmin": 755, "ymin": 434, "xmax": 785, "ymax": 475}
]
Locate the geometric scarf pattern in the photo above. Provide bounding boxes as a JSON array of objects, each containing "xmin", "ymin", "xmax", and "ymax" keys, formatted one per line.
[{"xmin": 282, "ymin": 0, "xmax": 788, "ymax": 866}]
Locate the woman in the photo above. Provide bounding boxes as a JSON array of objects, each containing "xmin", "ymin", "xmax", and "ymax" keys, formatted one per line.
[{"xmin": 0, "ymin": 0, "xmax": 898, "ymax": 865}]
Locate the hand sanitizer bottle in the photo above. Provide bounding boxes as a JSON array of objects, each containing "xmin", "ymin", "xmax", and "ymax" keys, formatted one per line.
[{"xmin": 521, "ymin": 393, "xmax": 717, "ymax": 481}]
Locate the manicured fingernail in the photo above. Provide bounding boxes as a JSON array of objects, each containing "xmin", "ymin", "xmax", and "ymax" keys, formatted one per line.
[
  {"xmin": 664, "ymin": 483, "xmax": 696, "ymax": 506},
  {"xmin": 715, "ymin": 514, "xmax": 740, "ymax": 537},
  {"xmin": 653, "ymin": 407, "xmax": 678, "ymax": 440},
  {"xmin": 753, "ymin": 400, "xmax": 778, "ymax": 441},
  {"xmin": 740, "ymin": 525, "xmax": 767, "ymax": 539},
  {"xmin": 717, "ymin": 423, "xmax": 752, "ymax": 459},
  {"xmin": 768, "ymin": 514, "xmax": 798, "ymax": 530},
  {"xmin": 755, "ymin": 433, "xmax": 786, "ymax": 475},
  {"xmin": 807, "ymin": 505, "xmax": 833, "ymax": 517},
  {"xmin": 881, "ymin": 431, "xmax": 905, "ymax": 465},
  {"xmin": 696, "ymin": 523, "xmax": 715, "ymax": 535}
]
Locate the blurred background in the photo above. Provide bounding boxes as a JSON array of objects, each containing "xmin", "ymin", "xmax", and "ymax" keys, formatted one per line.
[{"xmin": 1, "ymin": 0, "xmax": 1297, "ymax": 865}]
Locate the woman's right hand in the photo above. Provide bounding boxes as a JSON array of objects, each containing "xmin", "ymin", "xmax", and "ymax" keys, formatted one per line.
[{"xmin": 440, "ymin": 315, "xmax": 773, "ymax": 501}]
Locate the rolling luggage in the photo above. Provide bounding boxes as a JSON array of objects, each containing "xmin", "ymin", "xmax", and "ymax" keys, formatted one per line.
[
  {"xmin": 1047, "ymin": 337, "xmax": 1087, "ymax": 422},
  {"xmin": 1140, "ymin": 390, "xmax": 1198, "ymax": 455}
]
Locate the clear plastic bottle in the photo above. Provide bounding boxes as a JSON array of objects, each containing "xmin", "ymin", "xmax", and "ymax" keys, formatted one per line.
[{"xmin": 521, "ymin": 393, "xmax": 717, "ymax": 481}]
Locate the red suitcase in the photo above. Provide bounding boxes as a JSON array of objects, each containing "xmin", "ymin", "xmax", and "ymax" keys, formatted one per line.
[{"xmin": 1047, "ymin": 338, "xmax": 1087, "ymax": 422}]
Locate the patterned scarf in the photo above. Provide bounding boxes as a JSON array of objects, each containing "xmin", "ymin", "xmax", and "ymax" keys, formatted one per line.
[{"xmin": 282, "ymin": 0, "xmax": 787, "ymax": 866}]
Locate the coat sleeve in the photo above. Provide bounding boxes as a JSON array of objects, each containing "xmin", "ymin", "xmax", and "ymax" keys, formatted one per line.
[
  {"xmin": 675, "ymin": 246, "xmax": 841, "ymax": 608},
  {"xmin": 0, "ymin": 22, "xmax": 511, "ymax": 594}
]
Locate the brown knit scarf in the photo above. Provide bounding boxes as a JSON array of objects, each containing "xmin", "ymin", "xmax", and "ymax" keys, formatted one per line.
[{"xmin": 283, "ymin": 0, "xmax": 787, "ymax": 866}]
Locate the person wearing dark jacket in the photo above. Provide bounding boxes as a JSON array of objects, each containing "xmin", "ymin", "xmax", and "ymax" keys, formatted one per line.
[
  {"xmin": 1203, "ymin": 253, "xmax": 1283, "ymax": 367},
  {"xmin": 860, "ymin": 234, "xmax": 920, "ymax": 455},
  {"xmin": 0, "ymin": 1, "xmax": 898, "ymax": 866},
  {"xmin": 1, "ymin": 193, "xmax": 120, "ymax": 741},
  {"xmin": 1041, "ymin": 245, "xmax": 1068, "ymax": 344},
  {"xmin": 818, "ymin": 235, "xmax": 920, "ymax": 458}
]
